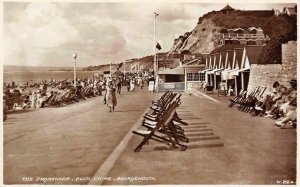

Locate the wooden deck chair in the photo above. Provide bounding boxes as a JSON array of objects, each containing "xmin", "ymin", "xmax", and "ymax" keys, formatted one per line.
[
  {"xmin": 143, "ymin": 98, "xmax": 188, "ymax": 143},
  {"xmin": 148, "ymin": 93, "xmax": 179, "ymax": 115},
  {"xmin": 238, "ymin": 87, "xmax": 265, "ymax": 112},
  {"xmin": 133, "ymin": 100, "xmax": 188, "ymax": 152},
  {"xmin": 228, "ymin": 89, "xmax": 247, "ymax": 108}
]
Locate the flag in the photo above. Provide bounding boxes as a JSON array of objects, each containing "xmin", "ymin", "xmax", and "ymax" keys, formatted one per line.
[
  {"xmin": 156, "ymin": 42, "xmax": 162, "ymax": 50},
  {"xmin": 118, "ymin": 62, "xmax": 123, "ymax": 68},
  {"xmin": 154, "ymin": 12, "xmax": 159, "ymax": 17}
]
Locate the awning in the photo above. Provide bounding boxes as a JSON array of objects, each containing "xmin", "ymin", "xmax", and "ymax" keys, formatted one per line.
[
  {"xmin": 157, "ymin": 67, "xmax": 184, "ymax": 75},
  {"xmin": 221, "ymin": 68, "xmax": 237, "ymax": 80},
  {"xmin": 210, "ymin": 68, "xmax": 224, "ymax": 74},
  {"xmin": 228, "ymin": 68, "xmax": 250, "ymax": 79},
  {"xmin": 199, "ymin": 69, "xmax": 212, "ymax": 73}
]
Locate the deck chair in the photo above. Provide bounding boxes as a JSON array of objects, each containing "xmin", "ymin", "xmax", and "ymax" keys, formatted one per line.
[
  {"xmin": 238, "ymin": 87, "xmax": 266, "ymax": 112},
  {"xmin": 149, "ymin": 93, "xmax": 178, "ymax": 114},
  {"xmin": 146, "ymin": 93, "xmax": 187, "ymax": 126},
  {"xmin": 142, "ymin": 96, "xmax": 188, "ymax": 143},
  {"xmin": 228, "ymin": 89, "xmax": 247, "ymax": 108},
  {"xmin": 133, "ymin": 99, "xmax": 188, "ymax": 152}
]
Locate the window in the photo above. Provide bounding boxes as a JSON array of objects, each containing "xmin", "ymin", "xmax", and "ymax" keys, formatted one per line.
[
  {"xmin": 199, "ymin": 73, "xmax": 205, "ymax": 81},
  {"xmin": 194, "ymin": 73, "xmax": 199, "ymax": 81},
  {"xmin": 187, "ymin": 73, "xmax": 206, "ymax": 81},
  {"xmin": 187, "ymin": 73, "xmax": 193, "ymax": 81}
]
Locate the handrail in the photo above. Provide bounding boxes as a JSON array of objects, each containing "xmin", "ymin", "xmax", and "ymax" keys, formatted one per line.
[{"xmin": 221, "ymin": 33, "xmax": 266, "ymax": 39}]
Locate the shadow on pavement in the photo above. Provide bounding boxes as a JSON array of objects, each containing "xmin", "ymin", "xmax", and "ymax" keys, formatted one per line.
[
  {"xmin": 114, "ymin": 109, "xmax": 144, "ymax": 112},
  {"xmin": 186, "ymin": 133, "xmax": 214, "ymax": 137},
  {"xmin": 189, "ymin": 136, "xmax": 220, "ymax": 141},
  {"xmin": 188, "ymin": 143, "xmax": 224, "ymax": 149},
  {"xmin": 185, "ymin": 129, "xmax": 213, "ymax": 132},
  {"xmin": 7, "ymin": 110, "xmax": 34, "ymax": 115}
]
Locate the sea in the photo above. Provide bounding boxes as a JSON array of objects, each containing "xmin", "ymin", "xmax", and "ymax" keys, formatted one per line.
[{"xmin": 3, "ymin": 66, "xmax": 102, "ymax": 85}]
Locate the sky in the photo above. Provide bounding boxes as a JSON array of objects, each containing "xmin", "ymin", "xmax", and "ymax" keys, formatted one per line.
[{"xmin": 3, "ymin": 1, "xmax": 296, "ymax": 67}]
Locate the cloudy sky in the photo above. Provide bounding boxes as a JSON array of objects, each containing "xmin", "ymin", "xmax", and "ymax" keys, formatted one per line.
[{"xmin": 3, "ymin": 1, "xmax": 295, "ymax": 67}]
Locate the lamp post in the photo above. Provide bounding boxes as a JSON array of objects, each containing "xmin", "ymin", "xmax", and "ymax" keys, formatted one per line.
[
  {"xmin": 110, "ymin": 62, "xmax": 112, "ymax": 78},
  {"xmin": 72, "ymin": 53, "xmax": 77, "ymax": 87}
]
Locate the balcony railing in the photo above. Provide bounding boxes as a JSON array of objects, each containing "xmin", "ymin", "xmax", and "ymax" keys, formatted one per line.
[{"xmin": 221, "ymin": 33, "xmax": 266, "ymax": 39}]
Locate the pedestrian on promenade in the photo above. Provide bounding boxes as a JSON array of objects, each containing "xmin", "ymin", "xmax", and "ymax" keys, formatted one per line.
[
  {"xmin": 141, "ymin": 78, "xmax": 144, "ymax": 89},
  {"xmin": 227, "ymin": 86, "xmax": 234, "ymax": 96},
  {"xmin": 130, "ymin": 79, "xmax": 135, "ymax": 92},
  {"xmin": 31, "ymin": 91, "xmax": 37, "ymax": 109},
  {"xmin": 116, "ymin": 79, "xmax": 122, "ymax": 94},
  {"xmin": 126, "ymin": 78, "xmax": 130, "ymax": 92},
  {"xmin": 98, "ymin": 80, "xmax": 103, "ymax": 96},
  {"xmin": 106, "ymin": 80, "xmax": 117, "ymax": 112}
]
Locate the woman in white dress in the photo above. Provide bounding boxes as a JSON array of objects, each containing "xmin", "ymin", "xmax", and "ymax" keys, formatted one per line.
[
  {"xmin": 105, "ymin": 80, "xmax": 117, "ymax": 112},
  {"xmin": 130, "ymin": 79, "xmax": 135, "ymax": 92}
]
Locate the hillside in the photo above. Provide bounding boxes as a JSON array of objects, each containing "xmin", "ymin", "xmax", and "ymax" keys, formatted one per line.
[
  {"xmin": 82, "ymin": 53, "xmax": 167, "ymax": 72},
  {"xmin": 3, "ymin": 65, "xmax": 74, "ymax": 72},
  {"xmin": 168, "ymin": 9, "xmax": 297, "ymax": 64}
]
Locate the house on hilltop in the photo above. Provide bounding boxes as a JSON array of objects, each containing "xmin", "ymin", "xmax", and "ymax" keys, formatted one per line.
[
  {"xmin": 219, "ymin": 27, "xmax": 270, "ymax": 46},
  {"xmin": 283, "ymin": 6, "xmax": 297, "ymax": 16},
  {"xmin": 220, "ymin": 4, "xmax": 235, "ymax": 14}
]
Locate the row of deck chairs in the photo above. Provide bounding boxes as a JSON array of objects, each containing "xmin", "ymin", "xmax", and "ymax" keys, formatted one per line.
[
  {"xmin": 42, "ymin": 86, "xmax": 99, "ymax": 108},
  {"xmin": 228, "ymin": 87, "xmax": 267, "ymax": 114},
  {"xmin": 132, "ymin": 91, "xmax": 189, "ymax": 152}
]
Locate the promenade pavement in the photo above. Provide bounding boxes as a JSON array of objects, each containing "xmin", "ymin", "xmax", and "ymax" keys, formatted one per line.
[
  {"xmin": 3, "ymin": 87, "xmax": 296, "ymax": 185},
  {"xmin": 3, "ymin": 86, "xmax": 158, "ymax": 184},
  {"xmin": 102, "ymin": 89, "xmax": 296, "ymax": 185}
]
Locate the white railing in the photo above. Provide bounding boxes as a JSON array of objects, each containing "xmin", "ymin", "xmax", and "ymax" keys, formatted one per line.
[{"xmin": 221, "ymin": 33, "xmax": 266, "ymax": 39}]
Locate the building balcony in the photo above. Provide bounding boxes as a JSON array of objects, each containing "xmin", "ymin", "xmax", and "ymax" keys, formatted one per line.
[{"xmin": 221, "ymin": 33, "xmax": 267, "ymax": 40}]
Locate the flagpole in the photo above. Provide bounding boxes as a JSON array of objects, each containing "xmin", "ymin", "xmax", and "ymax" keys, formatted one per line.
[
  {"xmin": 154, "ymin": 13, "xmax": 156, "ymax": 76},
  {"xmin": 123, "ymin": 62, "xmax": 126, "ymax": 75},
  {"xmin": 154, "ymin": 12, "xmax": 158, "ymax": 91},
  {"xmin": 110, "ymin": 62, "xmax": 112, "ymax": 78}
]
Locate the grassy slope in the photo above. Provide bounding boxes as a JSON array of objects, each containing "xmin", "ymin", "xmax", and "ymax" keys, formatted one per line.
[{"xmin": 82, "ymin": 53, "xmax": 167, "ymax": 71}]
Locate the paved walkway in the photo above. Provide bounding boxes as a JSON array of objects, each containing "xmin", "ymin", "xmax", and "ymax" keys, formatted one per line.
[
  {"xmin": 102, "ymin": 90, "xmax": 296, "ymax": 185},
  {"xmin": 4, "ymin": 87, "xmax": 158, "ymax": 184},
  {"xmin": 4, "ymin": 88, "xmax": 296, "ymax": 185}
]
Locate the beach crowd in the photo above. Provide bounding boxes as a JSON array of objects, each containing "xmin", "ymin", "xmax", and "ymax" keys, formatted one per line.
[{"xmin": 3, "ymin": 68, "xmax": 153, "ymax": 117}]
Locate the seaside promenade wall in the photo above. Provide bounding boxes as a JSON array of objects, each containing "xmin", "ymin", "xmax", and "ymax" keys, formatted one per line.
[{"xmin": 247, "ymin": 41, "xmax": 297, "ymax": 94}]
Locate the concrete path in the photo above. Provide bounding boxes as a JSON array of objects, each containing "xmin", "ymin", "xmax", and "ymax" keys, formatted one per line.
[
  {"xmin": 3, "ymin": 87, "xmax": 158, "ymax": 184},
  {"xmin": 103, "ymin": 92, "xmax": 296, "ymax": 185},
  {"xmin": 4, "ymin": 88, "xmax": 296, "ymax": 185}
]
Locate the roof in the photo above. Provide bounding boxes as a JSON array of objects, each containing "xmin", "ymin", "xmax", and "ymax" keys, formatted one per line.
[
  {"xmin": 215, "ymin": 54, "xmax": 220, "ymax": 68},
  {"xmin": 221, "ymin": 4, "xmax": 235, "ymax": 11},
  {"xmin": 201, "ymin": 53, "xmax": 210, "ymax": 59},
  {"xmin": 181, "ymin": 50, "xmax": 192, "ymax": 55},
  {"xmin": 248, "ymin": 27, "xmax": 263, "ymax": 31},
  {"xmin": 185, "ymin": 59, "xmax": 203, "ymax": 65},
  {"xmin": 157, "ymin": 67, "xmax": 184, "ymax": 75},
  {"xmin": 226, "ymin": 50, "xmax": 234, "ymax": 68},
  {"xmin": 220, "ymin": 51, "xmax": 227, "ymax": 68},
  {"xmin": 234, "ymin": 48, "xmax": 244, "ymax": 68},
  {"xmin": 286, "ymin": 7, "xmax": 297, "ymax": 15},
  {"xmin": 245, "ymin": 46, "xmax": 264, "ymax": 64},
  {"xmin": 210, "ymin": 44, "xmax": 245, "ymax": 54}
]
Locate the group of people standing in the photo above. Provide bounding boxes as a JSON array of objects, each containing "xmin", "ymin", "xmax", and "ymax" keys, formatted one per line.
[{"xmin": 103, "ymin": 68, "xmax": 149, "ymax": 112}]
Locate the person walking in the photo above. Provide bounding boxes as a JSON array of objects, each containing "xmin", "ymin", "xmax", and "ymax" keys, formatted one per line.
[
  {"xmin": 105, "ymin": 80, "xmax": 117, "ymax": 112},
  {"xmin": 31, "ymin": 91, "xmax": 37, "ymax": 109},
  {"xmin": 98, "ymin": 80, "xmax": 103, "ymax": 96},
  {"xmin": 130, "ymin": 78, "xmax": 135, "ymax": 92},
  {"xmin": 140, "ymin": 78, "xmax": 144, "ymax": 89},
  {"xmin": 126, "ymin": 78, "xmax": 130, "ymax": 92},
  {"xmin": 116, "ymin": 79, "xmax": 122, "ymax": 94}
]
